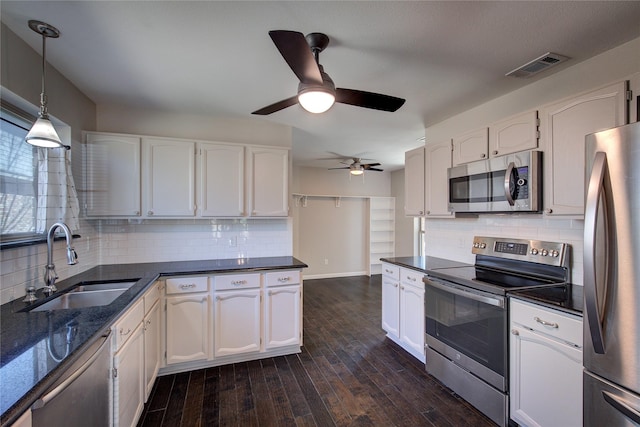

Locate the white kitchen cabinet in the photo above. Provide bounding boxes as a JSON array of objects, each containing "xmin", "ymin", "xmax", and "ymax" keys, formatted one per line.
[
  {"xmin": 539, "ymin": 81, "xmax": 628, "ymax": 216},
  {"xmin": 246, "ymin": 146, "xmax": 289, "ymax": 217},
  {"xmin": 84, "ymin": 132, "xmax": 141, "ymax": 217},
  {"xmin": 381, "ymin": 263, "xmax": 400, "ymax": 338},
  {"xmin": 142, "ymin": 137, "xmax": 196, "ymax": 217},
  {"xmin": 404, "ymin": 146, "xmax": 425, "ymax": 216},
  {"xmin": 452, "ymin": 127, "xmax": 489, "ymax": 165},
  {"xmin": 214, "ymin": 273, "xmax": 261, "ymax": 357},
  {"xmin": 381, "ymin": 263, "xmax": 425, "ymax": 362},
  {"xmin": 424, "ymin": 139, "xmax": 454, "ymax": 218},
  {"xmin": 143, "ymin": 283, "xmax": 160, "ymax": 402},
  {"xmin": 165, "ymin": 277, "xmax": 210, "ymax": 365},
  {"xmin": 198, "ymin": 142, "xmax": 245, "ymax": 217},
  {"xmin": 264, "ymin": 271, "xmax": 302, "ymax": 349},
  {"xmin": 112, "ymin": 300, "xmax": 144, "ymax": 427},
  {"xmin": 489, "ymin": 110, "xmax": 539, "ymax": 157},
  {"xmin": 509, "ymin": 298, "xmax": 583, "ymax": 427},
  {"xmin": 399, "ymin": 268, "xmax": 425, "ymax": 362},
  {"xmin": 9, "ymin": 408, "xmax": 31, "ymax": 427}
]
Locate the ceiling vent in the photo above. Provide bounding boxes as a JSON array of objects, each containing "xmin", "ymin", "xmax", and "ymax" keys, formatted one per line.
[{"xmin": 506, "ymin": 52, "xmax": 569, "ymax": 78}]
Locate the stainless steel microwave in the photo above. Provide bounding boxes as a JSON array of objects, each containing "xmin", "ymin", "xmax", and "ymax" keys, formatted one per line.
[{"xmin": 448, "ymin": 150, "xmax": 542, "ymax": 213}]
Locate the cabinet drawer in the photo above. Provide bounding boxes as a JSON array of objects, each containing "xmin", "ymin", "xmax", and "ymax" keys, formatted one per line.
[
  {"xmin": 265, "ymin": 270, "xmax": 300, "ymax": 287},
  {"xmin": 381, "ymin": 263, "xmax": 400, "ymax": 280},
  {"xmin": 214, "ymin": 273, "xmax": 260, "ymax": 291},
  {"xmin": 144, "ymin": 281, "xmax": 160, "ymax": 313},
  {"xmin": 510, "ymin": 298, "xmax": 582, "ymax": 347},
  {"xmin": 113, "ymin": 299, "xmax": 144, "ymax": 351},
  {"xmin": 165, "ymin": 276, "xmax": 208, "ymax": 294},
  {"xmin": 400, "ymin": 268, "xmax": 424, "ymax": 290}
]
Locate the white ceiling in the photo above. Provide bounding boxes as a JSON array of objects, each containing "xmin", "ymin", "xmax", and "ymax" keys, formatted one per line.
[{"xmin": 2, "ymin": 1, "xmax": 640, "ymax": 171}]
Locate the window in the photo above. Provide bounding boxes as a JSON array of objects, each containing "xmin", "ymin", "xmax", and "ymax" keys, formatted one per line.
[{"xmin": 0, "ymin": 105, "xmax": 40, "ymax": 243}]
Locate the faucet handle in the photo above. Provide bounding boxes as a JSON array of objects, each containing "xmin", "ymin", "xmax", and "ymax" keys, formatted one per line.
[{"xmin": 23, "ymin": 286, "xmax": 38, "ymax": 303}]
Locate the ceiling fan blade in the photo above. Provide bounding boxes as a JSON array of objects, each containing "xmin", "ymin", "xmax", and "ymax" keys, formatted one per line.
[
  {"xmin": 269, "ymin": 30, "xmax": 323, "ymax": 85},
  {"xmin": 368, "ymin": 168, "xmax": 384, "ymax": 172},
  {"xmin": 362, "ymin": 163, "xmax": 381, "ymax": 168},
  {"xmin": 335, "ymin": 88, "xmax": 406, "ymax": 112},
  {"xmin": 252, "ymin": 95, "xmax": 298, "ymax": 115},
  {"xmin": 328, "ymin": 167, "xmax": 350, "ymax": 170}
]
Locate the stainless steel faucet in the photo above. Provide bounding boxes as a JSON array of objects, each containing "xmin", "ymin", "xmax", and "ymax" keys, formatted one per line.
[{"xmin": 24, "ymin": 222, "xmax": 78, "ymax": 302}]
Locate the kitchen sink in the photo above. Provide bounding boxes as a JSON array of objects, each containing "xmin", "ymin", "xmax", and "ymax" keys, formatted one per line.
[{"xmin": 27, "ymin": 281, "xmax": 138, "ymax": 312}]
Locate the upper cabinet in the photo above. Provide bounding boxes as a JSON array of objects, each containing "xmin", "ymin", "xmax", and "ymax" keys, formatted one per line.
[
  {"xmin": 453, "ymin": 111, "xmax": 539, "ymax": 166},
  {"xmin": 85, "ymin": 133, "xmax": 141, "ymax": 217},
  {"xmin": 246, "ymin": 147, "xmax": 289, "ymax": 217},
  {"xmin": 539, "ymin": 81, "xmax": 628, "ymax": 216},
  {"xmin": 404, "ymin": 146, "xmax": 425, "ymax": 216},
  {"xmin": 425, "ymin": 139, "xmax": 454, "ymax": 218},
  {"xmin": 198, "ymin": 143, "xmax": 245, "ymax": 217},
  {"xmin": 142, "ymin": 138, "xmax": 196, "ymax": 217},
  {"xmin": 489, "ymin": 110, "xmax": 539, "ymax": 157},
  {"xmin": 83, "ymin": 132, "xmax": 290, "ymax": 218},
  {"xmin": 452, "ymin": 127, "xmax": 488, "ymax": 165}
]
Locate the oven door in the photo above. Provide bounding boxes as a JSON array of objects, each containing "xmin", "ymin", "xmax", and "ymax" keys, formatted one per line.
[{"xmin": 425, "ymin": 277, "xmax": 507, "ymax": 391}]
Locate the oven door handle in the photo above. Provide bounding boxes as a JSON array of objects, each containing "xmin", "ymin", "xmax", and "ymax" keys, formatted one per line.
[{"xmin": 426, "ymin": 279, "xmax": 505, "ymax": 308}]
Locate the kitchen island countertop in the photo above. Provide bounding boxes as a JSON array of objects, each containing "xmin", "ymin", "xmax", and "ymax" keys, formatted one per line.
[{"xmin": 0, "ymin": 256, "xmax": 307, "ymax": 426}]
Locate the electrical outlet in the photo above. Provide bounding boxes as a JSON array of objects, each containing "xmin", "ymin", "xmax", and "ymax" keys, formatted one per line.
[{"xmin": 324, "ymin": 258, "xmax": 329, "ymax": 265}]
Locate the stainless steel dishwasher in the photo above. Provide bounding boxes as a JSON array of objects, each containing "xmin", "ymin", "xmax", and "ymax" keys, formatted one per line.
[{"xmin": 31, "ymin": 330, "xmax": 111, "ymax": 427}]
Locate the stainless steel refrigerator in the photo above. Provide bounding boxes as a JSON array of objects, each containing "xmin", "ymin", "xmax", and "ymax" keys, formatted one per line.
[{"xmin": 584, "ymin": 121, "xmax": 640, "ymax": 426}]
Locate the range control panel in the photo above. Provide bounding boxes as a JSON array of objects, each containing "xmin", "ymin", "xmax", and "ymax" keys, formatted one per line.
[{"xmin": 471, "ymin": 236, "xmax": 569, "ymax": 267}]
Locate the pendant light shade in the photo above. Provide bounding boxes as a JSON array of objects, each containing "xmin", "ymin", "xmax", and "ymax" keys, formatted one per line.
[
  {"xmin": 26, "ymin": 20, "xmax": 68, "ymax": 150},
  {"xmin": 298, "ymin": 89, "xmax": 335, "ymax": 114}
]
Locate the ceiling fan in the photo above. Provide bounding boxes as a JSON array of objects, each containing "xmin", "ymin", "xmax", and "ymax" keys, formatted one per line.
[
  {"xmin": 329, "ymin": 158, "xmax": 384, "ymax": 175},
  {"xmin": 252, "ymin": 30, "xmax": 406, "ymax": 115}
]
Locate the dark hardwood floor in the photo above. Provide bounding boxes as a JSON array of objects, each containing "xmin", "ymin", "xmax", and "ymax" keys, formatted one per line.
[{"xmin": 137, "ymin": 275, "xmax": 496, "ymax": 427}]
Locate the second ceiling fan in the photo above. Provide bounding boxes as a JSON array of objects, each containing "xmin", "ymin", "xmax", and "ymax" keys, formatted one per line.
[{"xmin": 252, "ymin": 30, "xmax": 406, "ymax": 115}]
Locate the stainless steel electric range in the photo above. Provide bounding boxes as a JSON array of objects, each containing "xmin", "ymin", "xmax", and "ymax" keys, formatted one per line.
[{"xmin": 423, "ymin": 236, "xmax": 571, "ymax": 427}]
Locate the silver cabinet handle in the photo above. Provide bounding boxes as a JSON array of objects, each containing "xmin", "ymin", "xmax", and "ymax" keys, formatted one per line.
[
  {"xmin": 511, "ymin": 329, "xmax": 520, "ymax": 336},
  {"xmin": 492, "ymin": 150, "xmax": 499, "ymax": 155},
  {"xmin": 147, "ymin": 210, "xmax": 154, "ymax": 216},
  {"xmin": 120, "ymin": 328, "xmax": 132, "ymax": 336},
  {"xmin": 231, "ymin": 280, "xmax": 247, "ymax": 286},
  {"xmin": 277, "ymin": 277, "xmax": 291, "ymax": 282},
  {"xmin": 480, "ymin": 153, "xmax": 487, "ymax": 158},
  {"xmin": 534, "ymin": 316, "xmax": 559, "ymax": 328},
  {"xmin": 179, "ymin": 283, "xmax": 196, "ymax": 289},
  {"xmin": 406, "ymin": 276, "xmax": 417, "ymax": 282}
]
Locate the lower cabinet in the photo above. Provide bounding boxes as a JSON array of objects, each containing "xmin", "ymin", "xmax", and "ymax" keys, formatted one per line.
[
  {"xmin": 381, "ymin": 262, "xmax": 425, "ymax": 362},
  {"xmin": 112, "ymin": 300, "xmax": 145, "ymax": 427},
  {"xmin": 165, "ymin": 277, "xmax": 210, "ymax": 365},
  {"xmin": 509, "ymin": 298, "xmax": 583, "ymax": 427},
  {"xmin": 143, "ymin": 299, "xmax": 160, "ymax": 401},
  {"xmin": 264, "ymin": 271, "xmax": 302, "ymax": 349},
  {"xmin": 214, "ymin": 277, "xmax": 261, "ymax": 357}
]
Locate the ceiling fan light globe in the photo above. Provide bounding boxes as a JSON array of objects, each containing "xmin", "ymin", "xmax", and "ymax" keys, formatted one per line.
[
  {"xmin": 350, "ymin": 169, "xmax": 364, "ymax": 176},
  {"xmin": 298, "ymin": 89, "xmax": 335, "ymax": 113},
  {"xmin": 25, "ymin": 116, "xmax": 64, "ymax": 148}
]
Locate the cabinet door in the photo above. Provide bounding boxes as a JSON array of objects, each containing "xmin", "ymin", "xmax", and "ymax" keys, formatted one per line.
[
  {"xmin": 214, "ymin": 289, "xmax": 261, "ymax": 357},
  {"xmin": 540, "ymin": 81, "xmax": 627, "ymax": 216},
  {"xmin": 510, "ymin": 326, "xmax": 582, "ymax": 427},
  {"xmin": 113, "ymin": 323, "xmax": 144, "ymax": 427},
  {"xmin": 246, "ymin": 147, "xmax": 289, "ymax": 216},
  {"xmin": 425, "ymin": 140, "xmax": 453, "ymax": 217},
  {"xmin": 399, "ymin": 283, "xmax": 425, "ymax": 360},
  {"xmin": 264, "ymin": 284, "xmax": 301, "ymax": 349},
  {"xmin": 85, "ymin": 133, "xmax": 141, "ymax": 216},
  {"xmin": 143, "ymin": 301, "xmax": 160, "ymax": 402},
  {"xmin": 142, "ymin": 138, "xmax": 195, "ymax": 217},
  {"xmin": 199, "ymin": 143, "xmax": 244, "ymax": 217},
  {"xmin": 489, "ymin": 110, "xmax": 538, "ymax": 157},
  {"xmin": 381, "ymin": 276, "xmax": 400, "ymax": 338},
  {"xmin": 404, "ymin": 146, "xmax": 425, "ymax": 216},
  {"xmin": 452, "ymin": 127, "xmax": 488, "ymax": 165},
  {"xmin": 165, "ymin": 294, "xmax": 210, "ymax": 364}
]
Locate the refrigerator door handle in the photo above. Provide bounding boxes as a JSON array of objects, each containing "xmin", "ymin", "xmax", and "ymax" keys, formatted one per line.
[
  {"xmin": 602, "ymin": 391, "xmax": 640, "ymax": 424},
  {"xmin": 584, "ymin": 151, "xmax": 608, "ymax": 354}
]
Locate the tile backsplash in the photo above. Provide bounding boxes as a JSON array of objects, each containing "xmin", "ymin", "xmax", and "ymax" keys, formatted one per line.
[
  {"xmin": 0, "ymin": 218, "xmax": 293, "ymax": 304},
  {"xmin": 424, "ymin": 216, "xmax": 584, "ymax": 285}
]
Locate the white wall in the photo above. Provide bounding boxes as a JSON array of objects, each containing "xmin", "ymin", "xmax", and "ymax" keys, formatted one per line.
[
  {"xmin": 292, "ymin": 166, "xmax": 391, "ymax": 277},
  {"xmin": 391, "ymin": 169, "xmax": 415, "ymax": 256},
  {"xmin": 416, "ymin": 37, "xmax": 640, "ymax": 286}
]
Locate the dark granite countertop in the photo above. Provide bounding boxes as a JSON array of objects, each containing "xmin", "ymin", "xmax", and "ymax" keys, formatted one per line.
[
  {"xmin": 0, "ymin": 256, "xmax": 307, "ymax": 426},
  {"xmin": 380, "ymin": 256, "xmax": 471, "ymax": 272}
]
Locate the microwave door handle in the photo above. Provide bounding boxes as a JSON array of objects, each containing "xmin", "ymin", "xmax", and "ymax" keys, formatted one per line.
[
  {"xmin": 584, "ymin": 151, "xmax": 608, "ymax": 354},
  {"xmin": 504, "ymin": 162, "xmax": 516, "ymax": 206}
]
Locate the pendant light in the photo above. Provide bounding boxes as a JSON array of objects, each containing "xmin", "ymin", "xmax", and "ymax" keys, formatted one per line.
[{"xmin": 25, "ymin": 20, "xmax": 69, "ymax": 150}]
